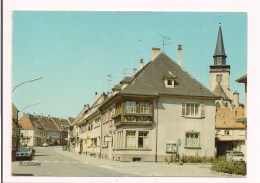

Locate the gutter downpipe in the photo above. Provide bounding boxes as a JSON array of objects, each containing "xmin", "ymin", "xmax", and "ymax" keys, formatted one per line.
[{"xmin": 155, "ymin": 95, "xmax": 159, "ymax": 163}]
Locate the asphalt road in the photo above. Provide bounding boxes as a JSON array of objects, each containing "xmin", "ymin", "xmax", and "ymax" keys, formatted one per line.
[
  {"xmin": 12, "ymin": 146, "xmax": 135, "ymax": 177},
  {"xmin": 12, "ymin": 146, "xmax": 243, "ymax": 177}
]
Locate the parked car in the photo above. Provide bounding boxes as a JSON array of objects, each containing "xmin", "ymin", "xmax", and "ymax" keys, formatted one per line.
[
  {"xmin": 225, "ymin": 150, "xmax": 245, "ymax": 162},
  {"xmin": 16, "ymin": 147, "xmax": 33, "ymax": 160},
  {"xmin": 27, "ymin": 146, "xmax": 36, "ymax": 155},
  {"xmin": 42, "ymin": 143, "xmax": 49, "ymax": 147}
]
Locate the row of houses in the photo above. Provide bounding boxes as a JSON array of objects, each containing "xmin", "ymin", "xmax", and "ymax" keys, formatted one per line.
[
  {"xmin": 67, "ymin": 24, "xmax": 246, "ymax": 162},
  {"xmin": 18, "ymin": 114, "xmax": 74, "ymax": 146}
]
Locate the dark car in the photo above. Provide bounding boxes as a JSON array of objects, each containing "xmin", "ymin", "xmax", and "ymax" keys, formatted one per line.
[{"xmin": 16, "ymin": 147, "xmax": 33, "ymax": 160}]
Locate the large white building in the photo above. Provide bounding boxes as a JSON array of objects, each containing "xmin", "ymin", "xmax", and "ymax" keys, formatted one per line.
[{"xmin": 70, "ymin": 47, "xmax": 219, "ymax": 162}]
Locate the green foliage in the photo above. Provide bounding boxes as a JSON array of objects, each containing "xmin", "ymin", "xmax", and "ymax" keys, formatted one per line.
[
  {"xmin": 182, "ymin": 155, "xmax": 215, "ymax": 163},
  {"xmin": 211, "ymin": 156, "xmax": 246, "ymax": 175}
]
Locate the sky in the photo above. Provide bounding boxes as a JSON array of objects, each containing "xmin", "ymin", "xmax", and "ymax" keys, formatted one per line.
[{"xmin": 12, "ymin": 12, "xmax": 247, "ymax": 119}]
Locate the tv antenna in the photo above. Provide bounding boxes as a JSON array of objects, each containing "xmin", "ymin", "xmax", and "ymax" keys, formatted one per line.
[
  {"xmin": 107, "ymin": 73, "xmax": 113, "ymax": 91},
  {"xmin": 121, "ymin": 68, "xmax": 130, "ymax": 77},
  {"xmin": 157, "ymin": 34, "xmax": 172, "ymax": 52}
]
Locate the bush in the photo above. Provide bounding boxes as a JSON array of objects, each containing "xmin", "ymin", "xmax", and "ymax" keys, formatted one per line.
[
  {"xmin": 183, "ymin": 155, "xmax": 215, "ymax": 163},
  {"xmin": 211, "ymin": 156, "xmax": 246, "ymax": 175}
]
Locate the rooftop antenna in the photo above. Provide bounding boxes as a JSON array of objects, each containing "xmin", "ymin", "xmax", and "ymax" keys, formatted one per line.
[
  {"xmin": 158, "ymin": 34, "xmax": 172, "ymax": 52},
  {"xmin": 107, "ymin": 73, "xmax": 113, "ymax": 91},
  {"xmin": 121, "ymin": 68, "xmax": 130, "ymax": 77},
  {"xmin": 219, "ymin": 16, "xmax": 222, "ymax": 25}
]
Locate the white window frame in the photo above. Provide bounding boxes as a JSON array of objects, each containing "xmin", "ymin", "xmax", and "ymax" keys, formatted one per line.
[
  {"xmin": 125, "ymin": 131, "xmax": 136, "ymax": 149},
  {"xmin": 138, "ymin": 131, "xmax": 149, "ymax": 149},
  {"xmin": 125, "ymin": 101, "xmax": 136, "ymax": 113},
  {"xmin": 164, "ymin": 79, "xmax": 175, "ymax": 88},
  {"xmin": 139, "ymin": 102, "xmax": 149, "ymax": 114},
  {"xmin": 185, "ymin": 132, "xmax": 200, "ymax": 148},
  {"xmin": 186, "ymin": 103, "xmax": 200, "ymax": 117}
]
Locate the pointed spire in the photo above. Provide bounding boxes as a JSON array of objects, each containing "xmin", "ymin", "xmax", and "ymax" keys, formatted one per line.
[{"xmin": 214, "ymin": 23, "xmax": 227, "ymax": 58}]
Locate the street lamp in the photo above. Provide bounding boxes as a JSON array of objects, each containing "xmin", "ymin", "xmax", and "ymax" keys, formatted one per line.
[
  {"xmin": 21, "ymin": 103, "xmax": 40, "ymax": 112},
  {"xmin": 12, "ymin": 77, "xmax": 43, "ymax": 93}
]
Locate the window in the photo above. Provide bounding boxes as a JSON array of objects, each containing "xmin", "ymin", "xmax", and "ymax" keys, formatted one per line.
[
  {"xmin": 125, "ymin": 101, "xmax": 136, "ymax": 113},
  {"xmin": 138, "ymin": 131, "xmax": 149, "ymax": 148},
  {"xmin": 139, "ymin": 102, "xmax": 149, "ymax": 114},
  {"xmin": 224, "ymin": 130, "xmax": 230, "ymax": 135},
  {"xmin": 182, "ymin": 103, "xmax": 205, "ymax": 118},
  {"xmin": 185, "ymin": 132, "xmax": 200, "ymax": 148},
  {"xmin": 167, "ymin": 80, "xmax": 172, "ymax": 85},
  {"xmin": 216, "ymin": 74, "xmax": 222, "ymax": 82},
  {"xmin": 126, "ymin": 131, "xmax": 136, "ymax": 148}
]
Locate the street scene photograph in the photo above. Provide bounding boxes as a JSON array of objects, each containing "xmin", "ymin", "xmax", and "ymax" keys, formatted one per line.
[{"xmin": 9, "ymin": 11, "xmax": 248, "ymax": 180}]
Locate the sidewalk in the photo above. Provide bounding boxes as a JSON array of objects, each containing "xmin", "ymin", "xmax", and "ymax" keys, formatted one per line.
[{"xmin": 54, "ymin": 147, "xmax": 243, "ymax": 177}]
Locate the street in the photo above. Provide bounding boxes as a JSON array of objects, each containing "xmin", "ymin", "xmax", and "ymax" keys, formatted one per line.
[{"xmin": 12, "ymin": 146, "xmax": 243, "ymax": 177}]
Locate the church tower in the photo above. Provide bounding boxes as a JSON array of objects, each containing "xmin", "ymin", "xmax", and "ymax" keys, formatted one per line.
[{"xmin": 210, "ymin": 24, "xmax": 232, "ymax": 107}]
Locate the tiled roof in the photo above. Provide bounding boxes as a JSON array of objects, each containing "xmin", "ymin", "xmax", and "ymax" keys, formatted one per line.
[
  {"xmin": 51, "ymin": 117, "xmax": 71, "ymax": 130},
  {"xmin": 215, "ymin": 107, "xmax": 245, "ymax": 129},
  {"xmin": 236, "ymin": 74, "xmax": 247, "ymax": 83},
  {"xmin": 213, "ymin": 82, "xmax": 230, "ymax": 100},
  {"xmin": 19, "ymin": 115, "xmax": 34, "ymax": 130},
  {"xmin": 19, "ymin": 113, "xmax": 71, "ymax": 131},
  {"xmin": 120, "ymin": 77, "xmax": 133, "ymax": 84},
  {"xmin": 120, "ymin": 53, "xmax": 219, "ymax": 98},
  {"xmin": 71, "ymin": 105, "xmax": 90, "ymax": 126}
]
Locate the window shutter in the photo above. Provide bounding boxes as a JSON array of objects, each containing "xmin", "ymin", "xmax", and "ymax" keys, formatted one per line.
[
  {"xmin": 181, "ymin": 103, "xmax": 186, "ymax": 116},
  {"xmin": 201, "ymin": 104, "xmax": 205, "ymax": 118}
]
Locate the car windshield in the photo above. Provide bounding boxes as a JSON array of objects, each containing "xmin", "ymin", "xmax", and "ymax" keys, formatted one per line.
[
  {"xmin": 18, "ymin": 148, "xmax": 29, "ymax": 152},
  {"xmin": 233, "ymin": 152, "xmax": 244, "ymax": 156}
]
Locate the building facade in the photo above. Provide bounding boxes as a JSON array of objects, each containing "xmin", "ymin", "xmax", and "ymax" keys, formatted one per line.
[
  {"xmin": 209, "ymin": 24, "xmax": 246, "ymax": 157},
  {"xmin": 95, "ymin": 48, "xmax": 219, "ymax": 162},
  {"xmin": 19, "ymin": 114, "xmax": 72, "ymax": 146}
]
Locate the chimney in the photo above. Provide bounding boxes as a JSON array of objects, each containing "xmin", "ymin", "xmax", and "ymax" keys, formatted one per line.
[
  {"xmin": 152, "ymin": 48, "xmax": 161, "ymax": 60},
  {"xmin": 140, "ymin": 59, "xmax": 144, "ymax": 69},
  {"xmin": 41, "ymin": 113, "xmax": 43, "ymax": 118},
  {"xmin": 133, "ymin": 68, "xmax": 137, "ymax": 76},
  {"xmin": 48, "ymin": 115, "xmax": 50, "ymax": 120},
  {"xmin": 178, "ymin": 45, "xmax": 182, "ymax": 66},
  {"xmin": 233, "ymin": 90, "xmax": 239, "ymax": 108}
]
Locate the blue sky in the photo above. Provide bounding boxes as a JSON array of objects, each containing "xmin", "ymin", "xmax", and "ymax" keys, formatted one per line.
[{"xmin": 12, "ymin": 12, "xmax": 247, "ymax": 119}]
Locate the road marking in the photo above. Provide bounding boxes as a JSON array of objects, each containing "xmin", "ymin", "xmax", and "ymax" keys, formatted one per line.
[
  {"xmin": 98, "ymin": 165, "xmax": 114, "ymax": 169},
  {"xmin": 53, "ymin": 161, "xmax": 58, "ymax": 163},
  {"xmin": 43, "ymin": 160, "xmax": 49, "ymax": 163},
  {"xmin": 72, "ymin": 161, "xmax": 78, "ymax": 163},
  {"xmin": 62, "ymin": 161, "xmax": 68, "ymax": 163}
]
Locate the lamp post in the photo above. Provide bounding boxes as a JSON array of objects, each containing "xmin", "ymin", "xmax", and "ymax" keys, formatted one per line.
[
  {"xmin": 12, "ymin": 77, "xmax": 42, "ymax": 154},
  {"xmin": 21, "ymin": 103, "xmax": 40, "ymax": 112},
  {"xmin": 12, "ymin": 77, "xmax": 42, "ymax": 93}
]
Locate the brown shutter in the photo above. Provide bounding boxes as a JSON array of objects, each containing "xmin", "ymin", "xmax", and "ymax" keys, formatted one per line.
[
  {"xmin": 201, "ymin": 104, "xmax": 205, "ymax": 118},
  {"xmin": 181, "ymin": 103, "xmax": 186, "ymax": 116}
]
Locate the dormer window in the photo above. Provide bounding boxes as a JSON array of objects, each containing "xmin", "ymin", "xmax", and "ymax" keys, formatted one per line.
[
  {"xmin": 163, "ymin": 71, "xmax": 177, "ymax": 88},
  {"xmin": 167, "ymin": 80, "xmax": 173, "ymax": 86}
]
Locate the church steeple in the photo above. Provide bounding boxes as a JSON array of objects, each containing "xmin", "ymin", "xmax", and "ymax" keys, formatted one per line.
[
  {"xmin": 210, "ymin": 23, "xmax": 231, "ymax": 98},
  {"xmin": 213, "ymin": 24, "xmax": 227, "ymax": 65}
]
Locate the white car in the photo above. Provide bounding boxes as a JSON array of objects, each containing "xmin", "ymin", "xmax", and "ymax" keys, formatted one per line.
[
  {"xmin": 42, "ymin": 143, "xmax": 49, "ymax": 147},
  {"xmin": 226, "ymin": 151, "xmax": 245, "ymax": 162},
  {"xmin": 16, "ymin": 147, "xmax": 33, "ymax": 160}
]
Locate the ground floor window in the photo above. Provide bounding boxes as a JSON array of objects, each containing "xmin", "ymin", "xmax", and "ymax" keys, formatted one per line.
[
  {"xmin": 185, "ymin": 132, "xmax": 200, "ymax": 148},
  {"xmin": 114, "ymin": 130, "xmax": 150, "ymax": 149},
  {"xmin": 138, "ymin": 131, "xmax": 149, "ymax": 148},
  {"xmin": 126, "ymin": 131, "xmax": 136, "ymax": 148}
]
